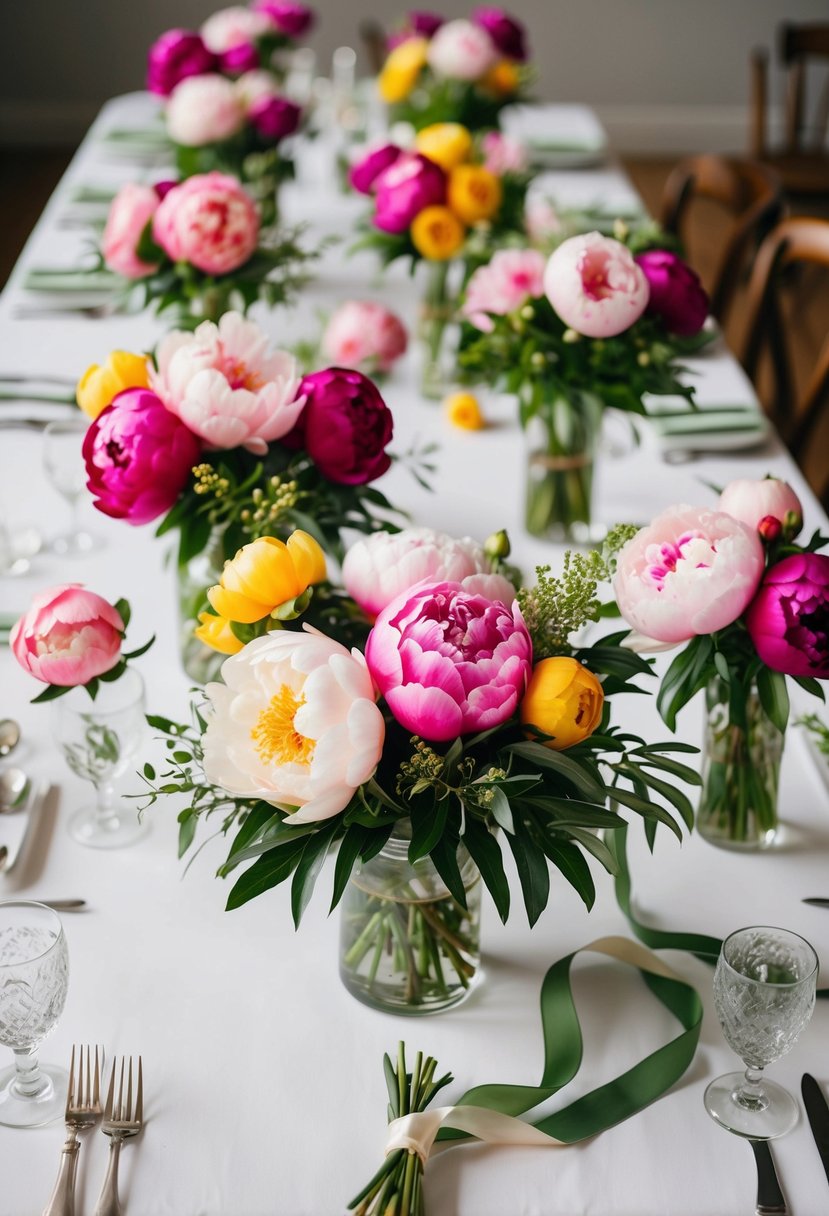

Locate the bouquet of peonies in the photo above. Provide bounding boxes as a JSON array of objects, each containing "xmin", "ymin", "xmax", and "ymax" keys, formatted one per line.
[
  {"xmin": 378, "ymin": 8, "xmax": 530, "ymax": 131},
  {"xmin": 458, "ymin": 233, "xmax": 710, "ymax": 540},
  {"xmin": 141, "ymin": 523, "xmax": 695, "ymax": 1014},
  {"xmin": 613, "ymin": 476, "xmax": 829, "ymax": 849},
  {"xmin": 320, "ymin": 301, "xmax": 409, "ymax": 376}
]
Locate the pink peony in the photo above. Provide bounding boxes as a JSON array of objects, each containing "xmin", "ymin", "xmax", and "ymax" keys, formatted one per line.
[
  {"xmin": 200, "ymin": 6, "xmax": 272, "ymax": 52},
  {"xmin": 151, "ymin": 312, "xmax": 305, "ymax": 455},
  {"xmin": 373, "ymin": 153, "xmax": 446, "ymax": 234},
  {"xmin": 146, "ymin": 29, "xmax": 217, "ymax": 97},
  {"xmin": 544, "ymin": 232, "xmax": 650, "ymax": 338},
  {"xmin": 746, "ymin": 553, "xmax": 829, "ymax": 679},
  {"xmin": 426, "ymin": 19, "xmax": 497, "ymax": 81},
  {"xmin": 635, "ymin": 250, "xmax": 709, "ymax": 337},
  {"xmin": 152, "ymin": 173, "xmax": 259, "ymax": 275},
  {"xmin": 101, "ymin": 184, "xmax": 161, "ymax": 280},
  {"xmin": 293, "ymin": 368, "xmax": 393, "ymax": 485},
  {"xmin": 248, "ymin": 94, "xmax": 302, "ymax": 141},
  {"xmin": 342, "ymin": 526, "xmax": 515, "ymax": 618},
  {"xmin": 253, "ymin": 1, "xmax": 315, "ymax": 37},
  {"xmin": 365, "ymin": 580, "xmax": 532, "ymax": 742},
  {"xmin": 614, "ymin": 505, "xmax": 766, "ymax": 644},
  {"xmin": 472, "ymin": 7, "xmax": 527, "ymax": 61},
  {"xmin": 718, "ymin": 477, "xmax": 803, "ymax": 539},
  {"xmin": 462, "ymin": 248, "xmax": 546, "ymax": 332},
  {"xmin": 349, "ymin": 143, "xmax": 403, "ymax": 195},
  {"xmin": 321, "ymin": 301, "xmax": 408, "ymax": 374},
  {"xmin": 83, "ymin": 388, "xmax": 202, "ymax": 525},
  {"xmin": 481, "ymin": 130, "xmax": 528, "ymax": 176},
  {"xmin": 165, "ymin": 74, "xmax": 245, "ymax": 147},
  {"xmin": 11, "ymin": 586, "xmax": 124, "ymax": 687}
]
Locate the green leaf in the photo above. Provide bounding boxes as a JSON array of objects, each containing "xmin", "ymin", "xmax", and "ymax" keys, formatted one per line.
[
  {"xmin": 624, "ymin": 765, "xmax": 694, "ymax": 832},
  {"xmin": 657, "ymin": 636, "xmax": 715, "ymax": 731},
  {"xmin": 178, "ymin": 513, "xmax": 214, "ymax": 566},
  {"xmin": 713, "ymin": 650, "xmax": 730, "ymax": 682},
  {"xmin": 794, "ymin": 675, "xmax": 826, "ymax": 702},
  {"xmin": 329, "ymin": 825, "xmax": 371, "ymax": 912},
  {"xmin": 488, "ymin": 787, "xmax": 515, "ymax": 834},
  {"xmin": 506, "ymin": 829, "xmax": 550, "ymax": 927},
  {"xmin": 506, "ymin": 742, "xmax": 606, "ymax": 801},
  {"xmin": 462, "ymin": 819, "xmax": 510, "ymax": 923},
  {"xmin": 633, "ymin": 753, "xmax": 702, "ymax": 786},
  {"xmin": 225, "ymin": 838, "xmax": 307, "ymax": 910},
  {"xmin": 143, "ymin": 762, "xmax": 156, "ymax": 780},
  {"xmin": 429, "ymin": 835, "xmax": 467, "ymax": 908},
  {"xmin": 31, "ymin": 681, "xmax": 72, "ymax": 703},
  {"xmin": 122, "ymin": 634, "xmax": 155, "ymax": 661},
  {"xmin": 540, "ymin": 837, "xmax": 595, "ymax": 909},
  {"xmin": 756, "ymin": 667, "xmax": 790, "ymax": 735},
  {"xmin": 114, "ymin": 598, "xmax": 131, "ymax": 631},
  {"xmin": 408, "ymin": 799, "xmax": 449, "ymax": 863},
  {"xmin": 291, "ymin": 821, "xmax": 340, "ymax": 928},
  {"xmin": 177, "ymin": 811, "xmax": 197, "ymax": 858},
  {"xmin": 611, "ymin": 785, "xmax": 684, "ymax": 841},
  {"xmin": 227, "ymin": 805, "xmax": 281, "ymax": 860}
]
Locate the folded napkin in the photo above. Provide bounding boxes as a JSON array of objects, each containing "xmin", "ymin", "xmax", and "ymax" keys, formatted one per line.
[{"xmin": 644, "ymin": 395, "xmax": 771, "ymax": 453}]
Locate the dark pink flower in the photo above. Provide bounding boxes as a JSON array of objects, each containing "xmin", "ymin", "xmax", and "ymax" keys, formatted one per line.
[
  {"xmin": 634, "ymin": 249, "xmax": 709, "ymax": 336},
  {"xmin": 253, "ymin": 1, "xmax": 315, "ymax": 37},
  {"xmin": 219, "ymin": 42, "xmax": 261, "ymax": 75},
  {"xmin": 373, "ymin": 153, "xmax": 446, "ymax": 234},
  {"xmin": 472, "ymin": 7, "xmax": 527, "ymax": 61},
  {"xmin": 408, "ymin": 10, "xmax": 445, "ymax": 37},
  {"xmin": 249, "ymin": 95, "xmax": 302, "ymax": 142},
  {"xmin": 83, "ymin": 388, "xmax": 202, "ymax": 525},
  {"xmin": 746, "ymin": 553, "xmax": 829, "ymax": 679},
  {"xmin": 294, "ymin": 368, "xmax": 393, "ymax": 485},
  {"xmin": 349, "ymin": 143, "xmax": 402, "ymax": 195},
  {"xmin": 146, "ymin": 30, "xmax": 217, "ymax": 97}
]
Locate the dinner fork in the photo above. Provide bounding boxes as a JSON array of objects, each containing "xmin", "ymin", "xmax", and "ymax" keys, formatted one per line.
[
  {"xmin": 42, "ymin": 1044, "xmax": 103, "ymax": 1216},
  {"xmin": 94, "ymin": 1056, "xmax": 144, "ymax": 1216}
]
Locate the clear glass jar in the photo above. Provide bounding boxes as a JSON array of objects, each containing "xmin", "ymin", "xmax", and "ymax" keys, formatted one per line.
[
  {"xmin": 339, "ymin": 826, "xmax": 482, "ymax": 1015},
  {"xmin": 417, "ymin": 260, "xmax": 458, "ymax": 401},
  {"xmin": 176, "ymin": 528, "xmax": 226, "ymax": 685},
  {"xmin": 524, "ymin": 387, "xmax": 603, "ymax": 544}
]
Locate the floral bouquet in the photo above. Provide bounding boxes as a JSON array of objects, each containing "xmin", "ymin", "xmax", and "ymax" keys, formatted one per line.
[
  {"xmin": 319, "ymin": 301, "xmax": 409, "ymax": 377},
  {"xmin": 458, "ymin": 233, "xmax": 710, "ymax": 540},
  {"xmin": 613, "ymin": 475, "xmax": 829, "ymax": 849},
  {"xmin": 378, "ymin": 8, "xmax": 530, "ymax": 131},
  {"xmin": 75, "ymin": 312, "xmax": 406, "ymax": 680},
  {"xmin": 140, "ymin": 523, "xmax": 695, "ymax": 1015}
]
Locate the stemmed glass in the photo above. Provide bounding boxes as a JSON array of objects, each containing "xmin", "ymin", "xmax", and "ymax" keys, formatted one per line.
[
  {"xmin": 51, "ymin": 668, "xmax": 148, "ymax": 848},
  {"xmin": 704, "ymin": 925, "xmax": 818, "ymax": 1139},
  {"xmin": 42, "ymin": 416, "xmax": 99, "ymax": 554},
  {"xmin": 0, "ymin": 901, "xmax": 69, "ymax": 1127}
]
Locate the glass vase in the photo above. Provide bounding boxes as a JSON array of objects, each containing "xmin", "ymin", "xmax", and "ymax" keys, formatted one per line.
[
  {"xmin": 177, "ymin": 527, "xmax": 227, "ymax": 685},
  {"xmin": 697, "ymin": 679, "xmax": 784, "ymax": 850},
  {"xmin": 524, "ymin": 388, "xmax": 603, "ymax": 544},
  {"xmin": 417, "ymin": 260, "xmax": 457, "ymax": 401},
  {"xmin": 339, "ymin": 827, "xmax": 482, "ymax": 1015}
]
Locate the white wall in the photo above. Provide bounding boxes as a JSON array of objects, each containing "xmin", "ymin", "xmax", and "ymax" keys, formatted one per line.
[{"xmin": 1, "ymin": 0, "xmax": 826, "ymax": 152}]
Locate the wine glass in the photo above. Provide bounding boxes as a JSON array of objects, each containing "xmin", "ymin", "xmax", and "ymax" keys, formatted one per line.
[
  {"xmin": 42, "ymin": 417, "xmax": 100, "ymax": 554},
  {"xmin": 704, "ymin": 925, "xmax": 818, "ymax": 1139},
  {"xmin": 51, "ymin": 668, "xmax": 148, "ymax": 849},
  {"xmin": 0, "ymin": 901, "xmax": 69, "ymax": 1127}
]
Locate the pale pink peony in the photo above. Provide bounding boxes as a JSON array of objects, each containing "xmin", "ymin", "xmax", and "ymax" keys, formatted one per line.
[
  {"xmin": 342, "ymin": 527, "xmax": 515, "ymax": 618},
  {"xmin": 200, "ymin": 6, "xmax": 272, "ymax": 52},
  {"xmin": 614, "ymin": 505, "xmax": 766, "ymax": 645},
  {"xmin": 718, "ymin": 477, "xmax": 803, "ymax": 540},
  {"xmin": 462, "ymin": 247, "xmax": 546, "ymax": 332},
  {"xmin": 321, "ymin": 301, "xmax": 408, "ymax": 374},
  {"xmin": 525, "ymin": 194, "xmax": 564, "ymax": 243},
  {"xmin": 426, "ymin": 18, "xmax": 497, "ymax": 80},
  {"xmin": 152, "ymin": 173, "xmax": 259, "ymax": 275},
  {"xmin": 151, "ymin": 312, "xmax": 305, "ymax": 455},
  {"xmin": 165, "ymin": 74, "xmax": 245, "ymax": 146},
  {"xmin": 235, "ymin": 69, "xmax": 279, "ymax": 109},
  {"xmin": 544, "ymin": 231, "xmax": 650, "ymax": 338},
  {"xmin": 11, "ymin": 585, "xmax": 124, "ymax": 687},
  {"xmin": 481, "ymin": 130, "xmax": 528, "ymax": 176},
  {"xmin": 202, "ymin": 627, "xmax": 385, "ymax": 824},
  {"xmin": 102, "ymin": 184, "xmax": 161, "ymax": 279}
]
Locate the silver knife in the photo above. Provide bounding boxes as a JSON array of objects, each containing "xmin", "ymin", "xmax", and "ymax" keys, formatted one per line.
[
  {"xmin": 803, "ymin": 898, "xmax": 829, "ymax": 908},
  {"xmin": 750, "ymin": 1139, "xmax": 788, "ymax": 1215},
  {"xmin": 802, "ymin": 1073, "xmax": 829, "ymax": 1188}
]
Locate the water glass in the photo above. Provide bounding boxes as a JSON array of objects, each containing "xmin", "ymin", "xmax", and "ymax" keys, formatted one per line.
[{"xmin": 42, "ymin": 416, "xmax": 99, "ymax": 555}]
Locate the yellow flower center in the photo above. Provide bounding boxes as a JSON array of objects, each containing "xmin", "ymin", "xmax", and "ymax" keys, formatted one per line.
[{"xmin": 251, "ymin": 685, "xmax": 315, "ymax": 766}]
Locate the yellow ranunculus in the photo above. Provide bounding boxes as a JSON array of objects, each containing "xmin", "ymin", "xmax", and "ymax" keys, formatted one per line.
[
  {"xmin": 481, "ymin": 59, "xmax": 520, "ymax": 97},
  {"xmin": 194, "ymin": 611, "xmax": 244, "ymax": 656},
  {"xmin": 414, "ymin": 123, "xmax": 473, "ymax": 172},
  {"xmin": 410, "ymin": 205, "xmax": 466, "ymax": 260},
  {"xmin": 444, "ymin": 391, "xmax": 485, "ymax": 430},
  {"xmin": 76, "ymin": 350, "xmax": 150, "ymax": 420},
  {"xmin": 447, "ymin": 165, "xmax": 503, "ymax": 225},
  {"xmin": 378, "ymin": 36, "xmax": 428, "ymax": 103},
  {"xmin": 520, "ymin": 657, "xmax": 604, "ymax": 750},
  {"xmin": 207, "ymin": 532, "xmax": 327, "ymax": 625}
]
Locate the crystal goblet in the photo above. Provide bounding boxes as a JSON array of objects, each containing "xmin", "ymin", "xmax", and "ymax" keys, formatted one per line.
[
  {"xmin": 704, "ymin": 925, "xmax": 818, "ymax": 1139},
  {"xmin": 42, "ymin": 416, "xmax": 100, "ymax": 555},
  {"xmin": 0, "ymin": 901, "xmax": 69, "ymax": 1127}
]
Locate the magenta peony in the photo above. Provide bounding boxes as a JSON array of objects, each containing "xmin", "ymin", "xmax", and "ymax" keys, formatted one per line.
[
  {"xmin": 293, "ymin": 368, "xmax": 393, "ymax": 485},
  {"xmin": 321, "ymin": 301, "xmax": 408, "ymax": 373},
  {"xmin": 152, "ymin": 173, "xmax": 259, "ymax": 275},
  {"xmin": 146, "ymin": 29, "xmax": 217, "ymax": 97},
  {"xmin": 634, "ymin": 250, "xmax": 709, "ymax": 336},
  {"xmin": 83, "ymin": 388, "xmax": 202, "ymax": 526},
  {"xmin": 101, "ymin": 184, "xmax": 161, "ymax": 280},
  {"xmin": 746, "ymin": 553, "xmax": 829, "ymax": 679},
  {"xmin": 165, "ymin": 75, "xmax": 245, "ymax": 147},
  {"xmin": 11, "ymin": 586, "xmax": 124, "ymax": 687},
  {"xmin": 718, "ymin": 477, "xmax": 803, "ymax": 539},
  {"xmin": 219, "ymin": 42, "xmax": 261, "ymax": 74},
  {"xmin": 544, "ymin": 232, "xmax": 650, "ymax": 338},
  {"xmin": 349, "ymin": 143, "xmax": 403, "ymax": 195},
  {"xmin": 248, "ymin": 94, "xmax": 302, "ymax": 141},
  {"xmin": 253, "ymin": 0, "xmax": 315, "ymax": 37},
  {"xmin": 614, "ymin": 505, "xmax": 766, "ymax": 644},
  {"xmin": 472, "ymin": 7, "xmax": 527, "ymax": 61},
  {"xmin": 365, "ymin": 580, "xmax": 532, "ymax": 742},
  {"xmin": 373, "ymin": 153, "xmax": 446, "ymax": 234}
]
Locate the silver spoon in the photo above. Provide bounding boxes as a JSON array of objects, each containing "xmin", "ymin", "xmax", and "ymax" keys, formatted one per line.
[
  {"xmin": 0, "ymin": 767, "xmax": 30, "ymax": 812},
  {"xmin": 0, "ymin": 719, "xmax": 20, "ymax": 758}
]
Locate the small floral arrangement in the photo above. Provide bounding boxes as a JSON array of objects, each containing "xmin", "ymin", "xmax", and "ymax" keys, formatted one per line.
[
  {"xmin": 378, "ymin": 8, "xmax": 530, "ymax": 131},
  {"xmin": 613, "ymin": 476, "xmax": 829, "ymax": 848},
  {"xmin": 99, "ymin": 173, "xmax": 316, "ymax": 324},
  {"xmin": 320, "ymin": 300, "xmax": 409, "ymax": 376}
]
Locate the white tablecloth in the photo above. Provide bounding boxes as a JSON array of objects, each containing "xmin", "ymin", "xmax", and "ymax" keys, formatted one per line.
[{"xmin": 1, "ymin": 95, "xmax": 828, "ymax": 1216}]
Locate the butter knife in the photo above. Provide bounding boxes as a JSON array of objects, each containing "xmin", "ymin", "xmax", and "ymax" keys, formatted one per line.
[
  {"xmin": 749, "ymin": 1139, "xmax": 788, "ymax": 1215},
  {"xmin": 802, "ymin": 1073, "xmax": 829, "ymax": 1188}
]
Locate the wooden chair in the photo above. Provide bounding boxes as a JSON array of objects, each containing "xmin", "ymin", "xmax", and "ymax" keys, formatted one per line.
[
  {"xmin": 659, "ymin": 155, "xmax": 784, "ymax": 326},
  {"xmin": 750, "ymin": 23, "xmax": 829, "ymax": 198},
  {"xmin": 742, "ymin": 216, "xmax": 829, "ymax": 507}
]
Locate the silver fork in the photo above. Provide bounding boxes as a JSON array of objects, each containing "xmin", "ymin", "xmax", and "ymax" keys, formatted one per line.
[
  {"xmin": 43, "ymin": 1044, "xmax": 103, "ymax": 1216},
  {"xmin": 94, "ymin": 1056, "xmax": 144, "ymax": 1216}
]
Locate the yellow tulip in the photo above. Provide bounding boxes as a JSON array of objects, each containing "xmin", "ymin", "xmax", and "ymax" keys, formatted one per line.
[
  {"xmin": 414, "ymin": 123, "xmax": 473, "ymax": 172},
  {"xmin": 447, "ymin": 165, "xmax": 503, "ymax": 225},
  {"xmin": 444, "ymin": 391, "xmax": 485, "ymax": 430},
  {"xmin": 207, "ymin": 532, "xmax": 327, "ymax": 625},
  {"xmin": 410, "ymin": 205, "xmax": 466, "ymax": 260},
  {"xmin": 194, "ymin": 611, "xmax": 244, "ymax": 656},
  {"xmin": 520, "ymin": 657, "xmax": 604, "ymax": 750},
  {"xmin": 76, "ymin": 350, "xmax": 150, "ymax": 420},
  {"xmin": 481, "ymin": 59, "xmax": 520, "ymax": 97},
  {"xmin": 378, "ymin": 37, "xmax": 428, "ymax": 103}
]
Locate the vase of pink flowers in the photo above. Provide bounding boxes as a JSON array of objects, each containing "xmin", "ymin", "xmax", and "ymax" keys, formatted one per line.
[{"xmin": 523, "ymin": 386, "xmax": 603, "ymax": 543}]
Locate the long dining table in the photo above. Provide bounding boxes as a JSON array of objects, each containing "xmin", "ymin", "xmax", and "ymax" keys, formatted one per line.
[{"xmin": 1, "ymin": 94, "xmax": 828, "ymax": 1216}]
